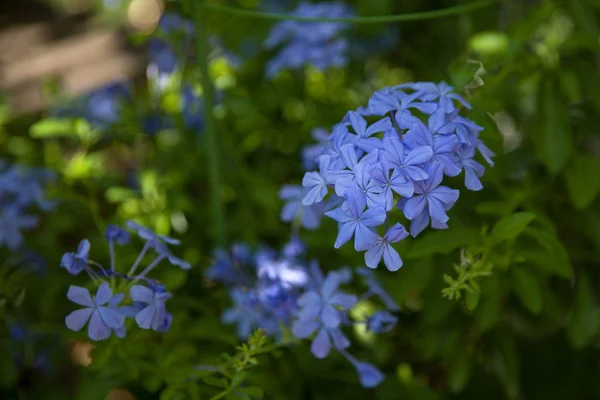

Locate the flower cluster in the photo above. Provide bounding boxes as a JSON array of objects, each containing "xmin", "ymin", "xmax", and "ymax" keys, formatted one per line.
[
  {"xmin": 61, "ymin": 221, "xmax": 190, "ymax": 341},
  {"xmin": 52, "ymin": 82, "xmax": 131, "ymax": 129},
  {"xmin": 0, "ymin": 162, "xmax": 55, "ymax": 250},
  {"xmin": 264, "ymin": 1, "xmax": 353, "ymax": 78},
  {"xmin": 206, "ymin": 239, "xmax": 399, "ymax": 388},
  {"xmin": 283, "ymin": 82, "xmax": 494, "ymax": 271}
]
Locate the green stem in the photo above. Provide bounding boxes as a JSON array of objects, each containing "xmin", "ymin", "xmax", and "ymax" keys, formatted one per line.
[
  {"xmin": 192, "ymin": 1, "xmax": 227, "ymax": 248},
  {"xmin": 197, "ymin": 0, "xmax": 500, "ymax": 23}
]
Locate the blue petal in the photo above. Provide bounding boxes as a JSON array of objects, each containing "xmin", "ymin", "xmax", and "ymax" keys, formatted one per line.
[
  {"xmin": 383, "ymin": 243, "xmax": 403, "ymax": 271},
  {"xmin": 364, "ymin": 242, "xmax": 384, "ymax": 269},
  {"xmin": 65, "ymin": 308, "xmax": 93, "ymax": 332},
  {"xmin": 130, "ymin": 285, "xmax": 154, "ymax": 303},
  {"xmin": 320, "ymin": 304, "xmax": 341, "ymax": 329},
  {"xmin": 94, "ymin": 282, "xmax": 113, "ymax": 306},
  {"xmin": 403, "ymin": 195, "xmax": 426, "ymax": 220},
  {"xmin": 98, "ymin": 306, "xmax": 125, "ymax": 329},
  {"xmin": 67, "ymin": 286, "xmax": 94, "ymax": 307},
  {"xmin": 292, "ymin": 319, "xmax": 319, "ymax": 339},
  {"xmin": 88, "ymin": 311, "xmax": 111, "ymax": 341},
  {"xmin": 334, "ymin": 221, "xmax": 357, "ymax": 249},
  {"xmin": 135, "ymin": 305, "xmax": 156, "ymax": 329},
  {"xmin": 354, "ymin": 223, "xmax": 379, "ymax": 252},
  {"xmin": 311, "ymin": 328, "xmax": 331, "ymax": 359},
  {"xmin": 355, "ymin": 362, "xmax": 384, "ymax": 388},
  {"xmin": 329, "ymin": 293, "xmax": 357, "ymax": 309}
]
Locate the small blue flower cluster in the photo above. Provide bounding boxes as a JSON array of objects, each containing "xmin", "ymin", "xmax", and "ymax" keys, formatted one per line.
[
  {"xmin": 282, "ymin": 82, "xmax": 494, "ymax": 271},
  {"xmin": 206, "ymin": 239, "xmax": 400, "ymax": 388},
  {"xmin": 264, "ymin": 1, "xmax": 353, "ymax": 78},
  {"xmin": 0, "ymin": 162, "xmax": 55, "ymax": 250},
  {"xmin": 52, "ymin": 83, "xmax": 131, "ymax": 129},
  {"xmin": 61, "ymin": 221, "xmax": 190, "ymax": 341}
]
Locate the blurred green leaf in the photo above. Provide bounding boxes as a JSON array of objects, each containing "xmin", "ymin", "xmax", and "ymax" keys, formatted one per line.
[
  {"xmin": 532, "ymin": 77, "xmax": 572, "ymax": 174},
  {"xmin": 29, "ymin": 118, "xmax": 73, "ymax": 138},
  {"xmin": 489, "ymin": 212, "xmax": 536, "ymax": 246},
  {"xmin": 567, "ymin": 273, "xmax": 599, "ymax": 350},
  {"xmin": 564, "ymin": 154, "xmax": 600, "ymax": 209},
  {"xmin": 511, "ymin": 267, "xmax": 543, "ymax": 314},
  {"xmin": 105, "ymin": 187, "xmax": 137, "ymax": 203},
  {"xmin": 231, "ymin": 371, "xmax": 247, "ymax": 388},
  {"xmin": 202, "ymin": 377, "xmax": 228, "ymax": 389},
  {"xmin": 492, "ymin": 336, "xmax": 520, "ymax": 400},
  {"xmin": 448, "ymin": 352, "xmax": 471, "ymax": 393},
  {"xmin": 522, "ymin": 228, "xmax": 573, "ymax": 278},
  {"xmin": 465, "ymin": 290, "xmax": 480, "ymax": 311},
  {"xmin": 239, "ymin": 387, "xmax": 264, "ymax": 398}
]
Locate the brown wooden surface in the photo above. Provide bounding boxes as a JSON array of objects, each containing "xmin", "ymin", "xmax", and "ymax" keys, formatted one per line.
[{"xmin": 0, "ymin": 0, "xmax": 145, "ymax": 114}]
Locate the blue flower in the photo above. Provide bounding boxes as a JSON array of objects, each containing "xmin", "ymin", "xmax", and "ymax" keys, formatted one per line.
[
  {"xmin": 403, "ymin": 119, "xmax": 462, "ymax": 177},
  {"xmin": 364, "ymin": 223, "xmax": 408, "ymax": 271},
  {"xmin": 151, "ymin": 240, "xmax": 192, "ymax": 270},
  {"xmin": 334, "ymin": 159, "xmax": 387, "ymax": 209},
  {"xmin": 457, "ymin": 144, "xmax": 486, "ymax": 191},
  {"xmin": 365, "ymin": 87, "xmax": 437, "ymax": 128},
  {"xmin": 130, "ymin": 284, "xmax": 172, "ymax": 331},
  {"xmin": 357, "ymin": 268, "xmax": 400, "ymax": 312},
  {"xmin": 206, "ymin": 247, "xmax": 252, "ymax": 285},
  {"xmin": 223, "ymin": 288, "xmax": 273, "ymax": 339},
  {"xmin": 397, "ymin": 81, "xmax": 471, "ymax": 113},
  {"xmin": 60, "ymin": 239, "xmax": 90, "ymax": 276},
  {"xmin": 379, "ymin": 136, "xmax": 432, "ymax": 182},
  {"xmin": 126, "ymin": 220, "xmax": 180, "ymax": 245},
  {"xmin": 345, "ymin": 112, "xmax": 392, "ymax": 152},
  {"xmin": 369, "ymin": 162, "xmax": 414, "ymax": 210},
  {"xmin": 302, "ymin": 155, "xmax": 331, "ymax": 206},
  {"xmin": 352, "ymin": 360, "xmax": 385, "ymax": 388},
  {"xmin": 294, "ymin": 270, "xmax": 357, "ymax": 329},
  {"xmin": 105, "ymin": 224, "xmax": 130, "ymax": 245},
  {"xmin": 291, "ymin": 270, "xmax": 356, "ymax": 358},
  {"xmin": 402, "ymin": 163, "xmax": 460, "ymax": 237},
  {"xmin": 366, "ymin": 310, "xmax": 397, "ymax": 333},
  {"xmin": 264, "ymin": 2, "xmax": 353, "ymax": 77},
  {"xmin": 325, "ymin": 187, "xmax": 386, "ymax": 251},
  {"xmin": 0, "ymin": 206, "xmax": 38, "ymax": 250},
  {"xmin": 65, "ymin": 283, "xmax": 125, "ymax": 341},
  {"xmin": 280, "ymin": 185, "xmax": 326, "ymax": 230}
]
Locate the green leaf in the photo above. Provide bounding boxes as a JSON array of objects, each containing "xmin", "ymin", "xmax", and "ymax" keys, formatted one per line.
[
  {"xmin": 448, "ymin": 352, "xmax": 471, "ymax": 393},
  {"xmin": 489, "ymin": 212, "xmax": 536, "ymax": 245},
  {"xmin": 465, "ymin": 290, "xmax": 480, "ymax": 311},
  {"xmin": 240, "ymin": 387, "xmax": 264, "ymax": 398},
  {"xmin": 564, "ymin": 154, "xmax": 600, "ymax": 209},
  {"xmin": 511, "ymin": 267, "xmax": 543, "ymax": 314},
  {"xmin": 491, "ymin": 336, "xmax": 520, "ymax": 399},
  {"xmin": 474, "ymin": 275, "xmax": 502, "ymax": 332},
  {"xmin": 522, "ymin": 228, "xmax": 573, "ymax": 278},
  {"xmin": 202, "ymin": 377, "xmax": 228, "ymax": 389},
  {"xmin": 407, "ymin": 228, "xmax": 480, "ymax": 258},
  {"xmin": 533, "ymin": 76, "xmax": 572, "ymax": 174},
  {"xmin": 29, "ymin": 118, "xmax": 73, "ymax": 138},
  {"xmin": 567, "ymin": 273, "xmax": 599, "ymax": 350},
  {"xmin": 105, "ymin": 187, "xmax": 137, "ymax": 203},
  {"xmin": 230, "ymin": 371, "xmax": 247, "ymax": 388}
]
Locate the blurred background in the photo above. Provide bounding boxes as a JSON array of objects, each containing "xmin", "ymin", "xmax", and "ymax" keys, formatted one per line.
[{"xmin": 1, "ymin": 0, "xmax": 600, "ymax": 399}]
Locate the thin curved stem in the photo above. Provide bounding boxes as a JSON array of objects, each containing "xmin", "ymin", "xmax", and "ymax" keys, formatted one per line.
[{"xmin": 197, "ymin": 0, "xmax": 500, "ymax": 24}]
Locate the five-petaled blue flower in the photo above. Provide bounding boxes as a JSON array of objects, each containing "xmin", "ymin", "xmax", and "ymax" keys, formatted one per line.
[
  {"xmin": 65, "ymin": 283, "xmax": 124, "ymax": 341},
  {"xmin": 130, "ymin": 284, "xmax": 173, "ymax": 331},
  {"xmin": 325, "ymin": 187, "xmax": 386, "ymax": 251}
]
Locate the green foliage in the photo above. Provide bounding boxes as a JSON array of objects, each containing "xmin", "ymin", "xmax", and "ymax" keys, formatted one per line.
[{"xmin": 2, "ymin": 0, "xmax": 600, "ymax": 399}]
